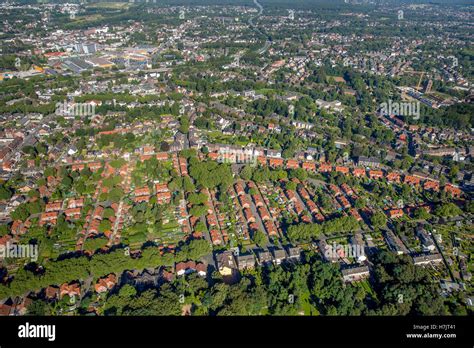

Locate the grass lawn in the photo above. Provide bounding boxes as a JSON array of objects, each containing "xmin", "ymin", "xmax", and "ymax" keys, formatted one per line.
[
  {"xmin": 300, "ymin": 290, "xmax": 319, "ymax": 315},
  {"xmin": 357, "ymin": 279, "xmax": 378, "ymax": 303},
  {"xmin": 255, "ymin": 88, "xmax": 276, "ymax": 96}
]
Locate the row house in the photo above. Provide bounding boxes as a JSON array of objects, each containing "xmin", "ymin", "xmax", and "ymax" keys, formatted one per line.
[
  {"xmin": 156, "ymin": 191, "xmax": 172, "ymax": 204},
  {"xmin": 444, "ymin": 184, "xmax": 462, "ymax": 197},
  {"xmin": 156, "ymin": 152, "xmax": 168, "ymax": 161},
  {"xmin": 178, "ymin": 199, "xmax": 189, "ymax": 225},
  {"xmin": 68, "ymin": 198, "xmax": 84, "ymax": 209},
  {"xmin": 93, "ymin": 206, "xmax": 104, "ymax": 220},
  {"xmin": 258, "ymin": 206, "xmax": 270, "ymax": 221},
  {"xmin": 257, "ymin": 250, "xmax": 273, "ymax": 265},
  {"xmin": 335, "ymin": 166, "xmax": 349, "ymax": 175},
  {"xmin": 175, "ymin": 261, "xmax": 207, "ymax": 277},
  {"xmin": 302, "ymin": 161, "xmax": 316, "ymax": 171},
  {"xmin": 352, "ymin": 168, "xmax": 366, "ymax": 177},
  {"xmin": 273, "ymin": 248, "xmax": 289, "ymax": 265},
  {"xmin": 269, "ymin": 158, "xmax": 284, "ymax": 167},
  {"xmin": 243, "ymin": 208, "xmax": 255, "ymax": 223},
  {"xmin": 386, "ymin": 172, "xmax": 401, "ymax": 183},
  {"xmin": 38, "ymin": 186, "xmax": 49, "ymax": 198},
  {"xmin": 286, "ymin": 159, "xmax": 299, "ymax": 170},
  {"xmin": 337, "ymin": 195, "xmax": 351, "ymax": 209},
  {"xmin": 264, "ymin": 220, "xmax": 278, "ymax": 236},
  {"xmin": 247, "ymin": 181, "xmax": 257, "ymax": 190},
  {"xmin": 88, "ymin": 162, "xmax": 102, "ymax": 171},
  {"xmin": 294, "ymin": 201, "xmax": 305, "ymax": 215},
  {"xmin": 239, "ymin": 195, "xmax": 251, "ymax": 209},
  {"xmin": 208, "ymin": 152, "xmax": 219, "ymax": 161},
  {"xmin": 297, "ymin": 188, "xmax": 324, "ymax": 222},
  {"xmin": 237, "ymin": 254, "xmax": 256, "ymax": 270},
  {"xmin": 176, "ymin": 261, "xmax": 196, "ymax": 276},
  {"xmin": 88, "ymin": 219, "xmax": 101, "ymax": 236},
  {"xmin": 257, "ymin": 247, "xmax": 301, "ymax": 266},
  {"xmin": 340, "ymin": 184, "xmax": 354, "ymax": 197},
  {"xmin": 341, "ymin": 265, "xmax": 370, "ymax": 282},
  {"xmin": 329, "ymin": 184, "xmax": 342, "ymax": 196},
  {"xmin": 45, "ymin": 202, "xmax": 62, "ymax": 212},
  {"xmin": 305, "ymin": 199, "xmax": 319, "ymax": 214},
  {"xmin": 252, "ymin": 194, "xmax": 265, "ymax": 208},
  {"xmin": 384, "ymin": 230, "xmax": 409, "ymax": 255},
  {"xmin": 65, "ymin": 208, "xmax": 81, "ymax": 219},
  {"xmin": 210, "ymin": 229, "xmax": 222, "ymax": 245},
  {"xmin": 40, "ymin": 212, "xmax": 58, "ymax": 225},
  {"xmin": 285, "ymin": 189, "xmax": 297, "ymax": 203},
  {"xmin": 47, "ymin": 176, "xmax": 58, "ymax": 187},
  {"xmin": 404, "ymin": 175, "xmax": 421, "ymax": 186},
  {"xmin": 206, "ymin": 214, "xmax": 218, "ymax": 228},
  {"xmin": 388, "ymin": 209, "xmax": 404, "ymax": 219},
  {"xmin": 369, "ymin": 170, "xmax": 384, "ymax": 179},
  {"xmin": 71, "ymin": 163, "xmax": 85, "ymax": 171},
  {"xmin": 412, "ymin": 253, "xmax": 443, "ymax": 266},
  {"xmin": 234, "ymin": 182, "xmax": 245, "ymax": 196},
  {"xmin": 349, "ymin": 208, "xmax": 363, "ymax": 221},
  {"xmin": 297, "ymin": 186, "xmax": 310, "ymax": 200},
  {"xmin": 95, "ymin": 274, "xmax": 117, "ymax": 293},
  {"xmin": 249, "ymin": 222, "xmax": 259, "ymax": 232},
  {"xmin": 155, "ymin": 183, "xmax": 169, "ymax": 193},
  {"xmin": 319, "ymin": 163, "xmax": 332, "ymax": 172},
  {"xmin": 141, "ymin": 145, "xmax": 155, "ymax": 156},
  {"xmin": 178, "ymin": 157, "xmax": 188, "ymax": 175},
  {"xmin": 134, "ymin": 186, "xmax": 150, "ymax": 197},
  {"xmin": 10, "ymin": 220, "xmax": 23, "ymax": 236},
  {"xmin": 204, "ymin": 201, "xmax": 213, "ymax": 215},
  {"xmin": 135, "ymin": 195, "xmax": 150, "ymax": 203},
  {"xmin": 423, "ymin": 180, "xmax": 440, "ymax": 192},
  {"xmin": 140, "ymin": 154, "xmax": 153, "ymax": 161},
  {"xmin": 171, "ymin": 153, "xmax": 180, "ymax": 174}
]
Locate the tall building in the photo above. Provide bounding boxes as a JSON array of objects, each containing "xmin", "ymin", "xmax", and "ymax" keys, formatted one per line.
[
  {"xmin": 425, "ymin": 79, "xmax": 433, "ymax": 93},
  {"xmin": 74, "ymin": 43, "xmax": 97, "ymax": 54}
]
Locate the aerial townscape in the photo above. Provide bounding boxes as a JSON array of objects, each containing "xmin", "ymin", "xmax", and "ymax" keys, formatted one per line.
[{"xmin": 0, "ymin": 0, "xmax": 472, "ymax": 318}]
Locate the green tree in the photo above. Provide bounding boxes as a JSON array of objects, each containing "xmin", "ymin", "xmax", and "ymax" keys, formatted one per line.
[
  {"xmin": 371, "ymin": 212, "xmax": 387, "ymax": 228},
  {"xmin": 240, "ymin": 165, "xmax": 253, "ymax": 181},
  {"xmin": 0, "ymin": 184, "xmax": 13, "ymax": 200},
  {"xmin": 99, "ymin": 219, "xmax": 112, "ymax": 233},
  {"xmin": 252, "ymin": 230, "xmax": 267, "ymax": 247}
]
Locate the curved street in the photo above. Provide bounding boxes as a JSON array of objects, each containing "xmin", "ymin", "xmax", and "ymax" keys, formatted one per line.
[{"xmin": 248, "ymin": 0, "xmax": 272, "ymax": 55}]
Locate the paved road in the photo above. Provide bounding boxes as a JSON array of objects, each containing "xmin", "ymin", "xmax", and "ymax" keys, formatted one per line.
[
  {"xmin": 249, "ymin": 0, "xmax": 272, "ymax": 55},
  {"xmin": 431, "ymin": 228, "xmax": 456, "ymax": 283},
  {"xmin": 110, "ymin": 200, "xmax": 124, "ymax": 244}
]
